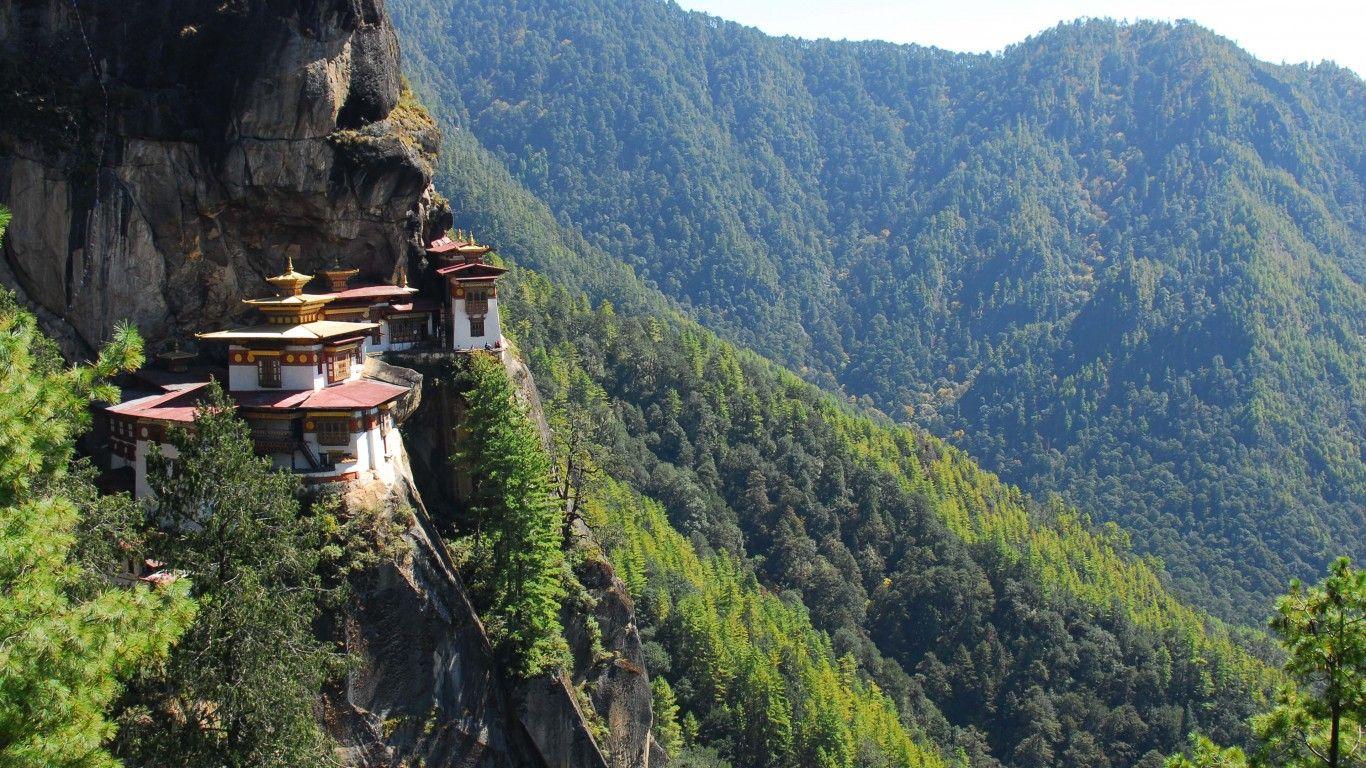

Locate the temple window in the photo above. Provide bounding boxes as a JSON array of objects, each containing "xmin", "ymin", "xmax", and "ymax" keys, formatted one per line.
[
  {"xmin": 328, "ymin": 353, "xmax": 351, "ymax": 383},
  {"xmin": 391, "ymin": 317, "xmax": 425, "ymax": 343},
  {"xmin": 248, "ymin": 418, "xmax": 292, "ymax": 451},
  {"xmin": 257, "ymin": 356, "xmax": 281, "ymax": 388},
  {"xmin": 314, "ymin": 418, "xmax": 350, "ymax": 446},
  {"xmin": 469, "ymin": 316, "xmax": 486, "ymax": 337}
]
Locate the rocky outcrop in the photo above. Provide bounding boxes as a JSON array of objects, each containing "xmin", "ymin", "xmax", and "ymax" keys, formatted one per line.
[
  {"xmin": 335, "ymin": 402, "xmax": 646, "ymax": 768},
  {"xmin": 0, "ymin": 0, "xmax": 447, "ymax": 357},
  {"xmin": 390, "ymin": 350, "xmax": 659, "ymax": 768},
  {"xmin": 331, "ymin": 444, "xmax": 542, "ymax": 767},
  {"xmin": 564, "ymin": 520, "xmax": 656, "ymax": 768}
]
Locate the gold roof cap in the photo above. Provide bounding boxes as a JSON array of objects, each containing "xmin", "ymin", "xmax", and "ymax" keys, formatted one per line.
[{"xmin": 265, "ymin": 256, "xmax": 314, "ymax": 297}]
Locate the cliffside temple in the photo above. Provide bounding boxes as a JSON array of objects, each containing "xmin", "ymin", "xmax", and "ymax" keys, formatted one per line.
[
  {"xmin": 99, "ymin": 232, "xmax": 507, "ymax": 499},
  {"xmin": 428, "ymin": 229, "xmax": 509, "ymax": 356}
]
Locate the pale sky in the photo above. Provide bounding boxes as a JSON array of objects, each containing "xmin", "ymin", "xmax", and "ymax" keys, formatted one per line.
[{"xmin": 672, "ymin": 0, "xmax": 1365, "ymax": 76}]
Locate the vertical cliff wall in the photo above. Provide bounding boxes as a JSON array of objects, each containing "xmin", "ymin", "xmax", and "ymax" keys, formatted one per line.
[
  {"xmin": 391, "ymin": 350, "xmax": 660, "ymax": 768},
  {"xmin": 1, "ymin": 3, "xmax": 657, "ymax": 764},
  {"xmin": 0, "ymin": 0, "xmax": 445, "ymax": 356}
]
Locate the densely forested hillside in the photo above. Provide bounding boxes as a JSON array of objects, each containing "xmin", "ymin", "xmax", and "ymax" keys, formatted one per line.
[
  {"xmin": 505, "ymin": 267, "xmax": 1277, "ymax": 768},
  {"xmin": 390, "ymin": 0, "xmax": 1365, "ymax": 622}
]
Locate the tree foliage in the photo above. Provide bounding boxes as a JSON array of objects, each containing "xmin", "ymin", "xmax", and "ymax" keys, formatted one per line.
[
  {"xmin": 1256, "ymin": 558, "xmax": 1364, "ymax": 767},
  {"xmin": 113, "ymin": 382, "xmax": 338, "ymax": 768},
  {"xmin": 586, "ymin": 475, "xmax": 948, "ymax": 768},
  {"xmin": 392, "ymin": 0, "xmax": 1365, "ymax": 623},
  {"xmin": 505, "ymin": 268, "xmax": 1276, "ymax": 767},
  {"xmin": 1169, "ymin": 558, "xmax": 1363, "ymax": 768},
  {"xmin": 0, "ymin": 281, "xmax": 193, "ymax": 768},
  {"xmin": 450, "ymin": 353, "xmax": 569, "ymax": 676}
]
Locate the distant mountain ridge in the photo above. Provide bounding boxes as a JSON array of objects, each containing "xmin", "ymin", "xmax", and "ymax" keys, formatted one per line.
[
  {"xmin": 391, "ymin": 0, "xmax": 1364, "ymax": 623},
  {"xmin": 390, "ymin": 0, "xmax": 1360, "ymax": 623}
]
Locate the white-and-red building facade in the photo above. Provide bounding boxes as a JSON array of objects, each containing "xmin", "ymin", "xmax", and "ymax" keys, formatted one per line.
[
  {"xmin": 427, "ymin": 233, "xmax": 508, "ymax": 356},
  {"xmin": 104, "ymin": 230, "xmax": 510, "ymax": 500},
  {"xmin": 105, "ymin": 260, "xmax": 412, "ymax": 497}
]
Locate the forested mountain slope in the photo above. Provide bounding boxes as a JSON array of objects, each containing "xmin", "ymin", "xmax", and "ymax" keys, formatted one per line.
[
  {"xmin": 378, "ymin": 100, "xmax": 1282, "ymax": 764},
  {"xmin": 506, "ymin": 266, "xmax": 1277, "ymax": 768},
  {"xmin": 390, "ymin": 0, "xmax": 1365, "ymax": 622}
]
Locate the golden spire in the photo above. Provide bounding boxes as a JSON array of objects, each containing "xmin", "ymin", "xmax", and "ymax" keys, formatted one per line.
[
  {"xmin": 318, "ymin": 255, "xmax": 359, "ymax": 292},
  {"xmin": 158, "ymin": 337, "xmax": 196, "ymax": 372},
  {"xmin": 266, "ymin": 256, "xmax": 313, "ymax": 297}
]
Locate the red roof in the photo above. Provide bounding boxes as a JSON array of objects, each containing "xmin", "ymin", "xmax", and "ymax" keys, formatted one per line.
[
  {"xmin": 233, "ymin": 379, "xmax": 408, "ymax": 411},
  {"xmin": 389, "ymin": 298, "xmax": 440, "ymax": 312},
  {"xmin": 427, "ymin": 236, "xmax": 492, "ymax": 257},
  {"xmin": 320, "ymin": 284, "xmax": 417, "ymax": 303},
  {"xmin": 105, "ymin": 382, "xmax": 213, "ymax": 423},
  {"xmin": 435, "ymin": 261, "xmax": 507, "ymax": 279},
  {"xmin": 427, "ymin": 236, "xmax": 457, "ymax": 253}
]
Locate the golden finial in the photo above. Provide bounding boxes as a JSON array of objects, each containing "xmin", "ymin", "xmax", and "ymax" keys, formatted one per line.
[{"xmin": 267, "ymin": 254, "xmax": 313, "ymax": 297}]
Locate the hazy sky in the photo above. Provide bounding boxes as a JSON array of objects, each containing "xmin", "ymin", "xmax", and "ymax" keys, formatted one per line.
[{"xmin": 672, "ymin": 0, "xmax": 1364, "ymax": 75}]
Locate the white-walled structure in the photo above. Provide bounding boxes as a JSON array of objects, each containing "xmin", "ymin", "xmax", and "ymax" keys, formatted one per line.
[
  {"xmin": 312, "ymin": 261, "xmax": 439, "ymax": 354},
  {"xmin": 429, "ymin": 233, "xmax": 508, "ymax": 355},
  {"xmin": 104, "ymin": 258, "xmax": 413, "ymax": 498}
]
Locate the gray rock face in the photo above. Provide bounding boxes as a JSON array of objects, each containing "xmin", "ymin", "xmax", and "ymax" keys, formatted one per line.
[
  {"xmin": 564, "ymin": 521, "xmax": 655, "ymax": 768},
  {"xmin": 0, "ymin": 2, "xmax": 657, "ymax": 764},
  {"xmin": 390, "ymin": 351, "xmax": 659, "ymax": 768},
  {"xmin": 0, "ymin": 0, "xmax": 442, "ymax": 357},
  {"xmin": 333, "ymin": 450, "xmax": 546, "ymax": 767}
]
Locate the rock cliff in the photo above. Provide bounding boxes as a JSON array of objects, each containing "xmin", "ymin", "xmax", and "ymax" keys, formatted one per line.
[
  {"xmin": 0, "ymin": 1, "xmax": 656, "ymax": 765},
  {"xmin": 392, "ymin": 350, "xmax": 659, "ymax": 768},
  {"xmin": 0, "ymin": 0, "xmax": 445, "ymax": 357},
  {"xmin": 333, "ymin": 446, "xmax": 618, "ymax": 768}
]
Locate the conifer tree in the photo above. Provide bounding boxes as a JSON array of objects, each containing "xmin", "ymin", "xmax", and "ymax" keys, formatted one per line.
[
  {"xmin": 1255, "ymin": 557, "xmax": 1364, "ymax": 768},
  {"xmin": 651, "ymin": 676, "xmax": 685, "ymax": 756},
  {"xmin": 0, "ymin": 268, "xmax": 194, "ymax": 768},
  {"xmin": 454, "ymin": 353, "xmax": 568, "ymax": 676},
  {"xmin": 1168, "ymin": 558, "xmax": 1363, "ymax": 768},
  {"xmin": 114, "ymin": 382, "xmax": 338, "ymax": 768}
]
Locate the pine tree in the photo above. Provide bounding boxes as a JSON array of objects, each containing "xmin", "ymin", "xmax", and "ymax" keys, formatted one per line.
[
  {"xmin": 454, "ymin": 353, "xmax": 568, "ymax": 676},
  {"xmin": 0, "ymin": 273, "xmax": 194, "ymax": 768},
  {"xmin": 1256, "ymin": 558, "xmax": 1364, "ymax": 768},
  {"xmin": 651, "ymin": 675, "xmax": 684, "ymax": 756},
  {"xmin": 1168, "ymin": 558, "xmax": 1364, "ymax": 768},
  {"xmin": 1165, "ymin": 734, "xmax": 1249, "ymax": 768},
  {"xmin": 114, "ymin": 382, "xmax": 338, "ymax": 768}
]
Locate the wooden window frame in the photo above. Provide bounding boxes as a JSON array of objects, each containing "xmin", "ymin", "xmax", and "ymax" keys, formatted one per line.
[
  {"xmin": 391, "ymin": 317, "xmax": 425, "ymax": 343},
  {"xmin": 314, "ymin": 418, "xmax": 351, "ymax": 447},
  {"xmin": 257, "ymin": 356, "xmax": 281, "ymax": 388},
  {"xmin": 469, "ymin": 315, "xmax": 485, "ymax": 338},
  {"xmin": 327, "ymin": 353, "xmax": 352, "ymax": 384}
]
